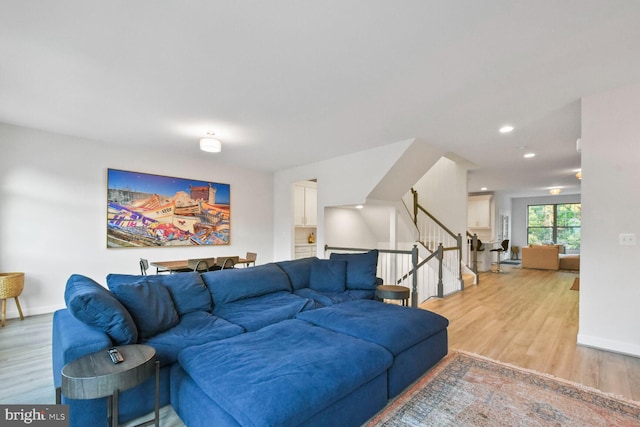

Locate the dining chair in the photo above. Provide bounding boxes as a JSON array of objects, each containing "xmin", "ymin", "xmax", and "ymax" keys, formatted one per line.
[
  {"xmin": 245, "ymin": 252, "xmax": 257, "ymax": 267},
  {"xmin": 190, "ymin": 260, "xmax": 210, "ymax": 273},
  {"xmin": 217, "ymin": 256, "xmax": 238, "ymax": 269},
  {"xmin": 139, "ymin": 258, "xmax": 149, "ymax": 276},
  {"xmin": 188, "ymin": 257, "xmax": 217, "ymax": 273}
]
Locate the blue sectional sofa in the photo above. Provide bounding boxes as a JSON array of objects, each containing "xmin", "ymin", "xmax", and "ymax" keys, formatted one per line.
[{"xmin": 53, "ymin": 251, "xmax": 449, "ymax": 427}]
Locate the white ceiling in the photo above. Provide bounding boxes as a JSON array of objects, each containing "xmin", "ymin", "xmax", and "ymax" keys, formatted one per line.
[{"xmin": 2, "ymin": 1, "xmax": 640, "ymax": 197}]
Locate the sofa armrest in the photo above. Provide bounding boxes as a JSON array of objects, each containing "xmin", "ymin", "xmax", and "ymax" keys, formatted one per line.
[{"xmin": 52, "ymin": 309, "xmax": 112, "ymax": 388}]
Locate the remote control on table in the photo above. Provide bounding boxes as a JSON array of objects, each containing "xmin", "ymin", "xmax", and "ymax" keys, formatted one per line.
[{"xmin": 108, "ymin": 348, "xmax": 124, "ymax": 364}]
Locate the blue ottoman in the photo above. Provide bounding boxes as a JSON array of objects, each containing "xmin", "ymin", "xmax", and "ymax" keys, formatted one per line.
[
  {"xmin": 175, "ymin": 319, "xmax": 392, "ymax": 426},
  {"xmin": 296, "ymin": 299, "xmax": 449, "ymax": 397}
]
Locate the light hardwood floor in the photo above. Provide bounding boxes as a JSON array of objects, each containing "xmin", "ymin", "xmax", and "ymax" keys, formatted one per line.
[
  {"xmin": 0, "ymin": 312, "xmax": 185, "ymax": 426},
  {"xmin": 421, "ymin": 265, "xmax": 640, "ymax": 402}
]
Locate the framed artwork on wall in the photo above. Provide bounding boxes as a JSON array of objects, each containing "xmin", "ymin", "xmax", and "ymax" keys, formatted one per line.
[{"xmin": 107, "ymin": 169, "xmax": 230, "ymax": 248}]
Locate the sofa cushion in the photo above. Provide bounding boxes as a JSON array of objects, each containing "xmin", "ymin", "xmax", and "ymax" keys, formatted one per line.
[
  {"xmin": 201, "ymin": 263, "xmax": 292, "ymax": 306},
  {"xmin": 293, "ymin": 288, "xmax": 375, "ymax": 308},
  {"xmin": 64, "ymin": 274, "xmax": 138, "ymax": 345},
  {"xmin": 143, "ymin": 311, "xmax": 244, "ymax": 366},
  {"xmin": 329, "ymin": 250, "xmax": 378, "ymax": 290},
  {"xmin": 296, "ymin": 299, "xmax": 449, "ymax": 355},
  {"xmin": 212, "ymin": 291, "xmax": 313, "ymax": 331},
  {"xmin": 106, "ymin": 272, "xmax": 212, "ymax": 315},
  {"xmin": 110, "ymin": 281, "xmax": 179, "ymax": 339},
  {"xmin": 275, "ymin": 257, "xmax": 317, "ymax": 290},
  {"xmin": 309, "ymin": 259, "xmax": 347, "ymax": 293},
  {"xmin": 178, "ymin": 319, "xmax": 392, "ymax": 427}
]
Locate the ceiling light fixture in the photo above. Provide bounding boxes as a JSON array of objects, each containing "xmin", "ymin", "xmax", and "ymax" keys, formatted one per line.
[
  {"xmin": 575, "ymin": 170, "xmax": 582, "ymax": 180},
  {"xmin": 355, "ymin": 205, "xmax": 364, "ymax": 209},
  {"xmin": 481, "ymin": 187, "xmax": 488, "ymax": 191},
  {"xmin": 524, "ymin": 152, "xmax": 535, "ymax": 158},
  {"xmin": 549, "ymin": 187, "xmax": 561, "ymax": 195},
  {"xmin": 499, "ymin": 125, "xmax": 514, "ymax": 133},
  {"xmin": 200, "ymin": 132, "xmax": 222, "ymax": 153}
]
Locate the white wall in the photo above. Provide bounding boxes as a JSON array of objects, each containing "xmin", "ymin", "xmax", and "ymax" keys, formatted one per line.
[
  {"xmin": 0, "ymin": 122, "xmax": 274, "ymax": 318},
  {"xmin": 412, "ymin": 156, "xmax": 468, "ymax": 241},
  {"xmin": 324, "ymin": 207, "xmax": 379, "ymax": 249},
  {"xmin": 273, "ymin": 139, "xmax": 416, "ymax": 261},
  {"xmin": 578, "ymin": 84, "xmax": 640, "ymax": 356},
  {"xmin": 511, "ymin": 194, "xmax": 581, "ymax": 250}
]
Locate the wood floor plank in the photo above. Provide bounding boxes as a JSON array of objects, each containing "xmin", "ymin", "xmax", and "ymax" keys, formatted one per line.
[{"xmin": 421, "ymin": 265, "xmax": 640, "ymax": 402}]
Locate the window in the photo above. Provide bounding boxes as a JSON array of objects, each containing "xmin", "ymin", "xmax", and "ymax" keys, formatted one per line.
[{"xmin": 527, "ymin": 203, "xmax": 581, "ymax": 251}]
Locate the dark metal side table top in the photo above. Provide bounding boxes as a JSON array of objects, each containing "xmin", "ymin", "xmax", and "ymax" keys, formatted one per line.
[
  {"xmin": 61, "ymin": 344, "xmax": 156, "ymax": 400},
  {"xmin": 376, "ymin": 285, "xmax": 411, "ymax": 306}
]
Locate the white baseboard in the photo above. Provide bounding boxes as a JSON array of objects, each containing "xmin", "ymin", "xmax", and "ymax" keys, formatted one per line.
[
  {"xmin": 2, "ymin": 303, "xmax": 65, "ymax": 320},
  {"xmin": 577, "ymin": 333, "xmax": 640, "ymax": 358}
]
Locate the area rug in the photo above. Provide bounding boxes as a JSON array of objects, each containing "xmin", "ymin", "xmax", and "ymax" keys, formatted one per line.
[
  {"xmin": 500, "ymin": 260, "xmax": 521, "ymax": 265},
  {"xmin": 571, "ymin": 277, "xmax": 580, "ymax": 291},
  {"xmin": 367, "ymin": 351, "xmax": 640, "ymax": 426}
]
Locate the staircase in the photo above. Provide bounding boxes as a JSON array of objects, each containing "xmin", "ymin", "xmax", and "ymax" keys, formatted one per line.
[{"xmin": 401, "ymin": 188, "xmax": 476, "ymax": 299}]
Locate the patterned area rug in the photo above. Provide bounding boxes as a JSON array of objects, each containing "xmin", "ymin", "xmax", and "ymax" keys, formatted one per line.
[{"xmin": 367, "ymin": 351, "xmax": 640, "ymax": 426}]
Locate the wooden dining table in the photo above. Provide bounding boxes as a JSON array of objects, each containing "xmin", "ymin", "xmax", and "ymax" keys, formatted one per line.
[{"xmin": 150, "ymin": 257, "xmax": 251, "ymax": 273}]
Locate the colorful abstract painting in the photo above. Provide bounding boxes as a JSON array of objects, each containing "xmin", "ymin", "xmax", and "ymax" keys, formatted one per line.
[{"xmin": 107, "ymin": 169, "xmax": 230, "ymax": 247}]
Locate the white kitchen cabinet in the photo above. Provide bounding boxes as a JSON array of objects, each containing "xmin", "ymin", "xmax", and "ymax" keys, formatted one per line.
[
  {"xmin": 294, "ymin": 182, "xmax": 317, "ymax": 227},
  {"xmin": 467, "ymin": 195, "xmax": 492, "ymax": 229},
  {"xmin": 294, "ymin": 244, "xmax": 317, "ymax": 259}
]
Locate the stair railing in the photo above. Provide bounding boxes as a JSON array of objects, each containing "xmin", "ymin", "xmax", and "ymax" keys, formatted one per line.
[
  {"xmin": 394, "ymin": 243, "xmax": 445, "ymax": 298},
  {"xmin": 466, "ymin": 231, "xmax": 481, "ymax": 284},
  {"xmin": 409, "ymin": 188, "xmax": 464, "ymax": 295}
]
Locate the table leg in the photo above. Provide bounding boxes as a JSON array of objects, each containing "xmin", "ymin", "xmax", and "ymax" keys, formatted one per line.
[
  {"xmin": 55, "ymin": 387, "xmax": 61, "ymax": 405},
  {"xmin": 112, "ymin": 389, "xmax": 119, "ymax": 427},
  {"xmin": 155, "ymin": 361, "xmax": 160, "ymax": 427},
  {"xmin": 107, "ymin": 395, "xmax": 113, "ymax": 427},
  {"xmin": 14, "ymin": 297, "xmax": 24, "ymax": 320}
]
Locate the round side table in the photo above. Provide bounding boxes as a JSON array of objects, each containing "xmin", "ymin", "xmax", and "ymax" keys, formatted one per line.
[
  {"xmin": 376, "ymin": 285, "xmax": 410, "ymax": 306},
  {"xmin": 57, "ymin": 344, "xmax": 159, "ymax": 427}
]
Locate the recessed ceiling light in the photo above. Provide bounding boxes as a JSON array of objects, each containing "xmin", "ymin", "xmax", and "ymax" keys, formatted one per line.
[
  {"xmin": 480, "ymin": 187, "xmax": 488, "ymax": 191},
  {"xmin": 499, "ymin": 125, "xmax": 514, "ymax": 133},
  {"xmin": 549, "ymin": 187, "xmax": 562, "ymax": 195},
  {"xmin": 524, "ymin": 153, "xmax": 535, "ymax": 158},
  {"xmin": 355, "ymin": 205, "xmax": 364, "ymax": 209}
]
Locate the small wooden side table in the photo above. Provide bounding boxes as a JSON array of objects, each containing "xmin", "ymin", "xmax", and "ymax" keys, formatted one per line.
[
  {"xmin": 376, "ymin": 285, "xmax": 410, "ymax": 306},
  {"xmin": 57, "ymin": 344, "xmax": 159, "ymax": 427}
]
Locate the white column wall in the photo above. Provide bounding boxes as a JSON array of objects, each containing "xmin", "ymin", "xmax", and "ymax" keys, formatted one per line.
[{"xmin": 579, "ymin": 84, "xmax": 640, "ymax": 356}]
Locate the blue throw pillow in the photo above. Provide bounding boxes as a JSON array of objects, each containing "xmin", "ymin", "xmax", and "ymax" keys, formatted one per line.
[
  {"xmin": 106, "ymin": 272, "xmax": 212, "ymax": 316},
  {"xmin": 329, "ymin": 250, "xmax": 379, "ymax": 290},
  {"xmin": 64, "ymin": 274, "xmax": 138, "ymax": 345},
  {"xmin": 110, "ymin": 281, "xmax": 179, "ymax": 339},
  {"xmin": 309, "ymin": 259, "xmax": 347, "ymax": 293},
  {"xmin": 276, "ymin": 257, "xmax": 317, "ymax": 290}
]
